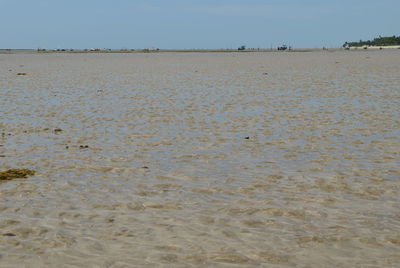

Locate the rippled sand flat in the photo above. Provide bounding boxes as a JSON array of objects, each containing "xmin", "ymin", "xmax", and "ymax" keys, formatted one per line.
[{"xmin": 1, "ymin": 51, "xmax": 399, "ymax": 267}]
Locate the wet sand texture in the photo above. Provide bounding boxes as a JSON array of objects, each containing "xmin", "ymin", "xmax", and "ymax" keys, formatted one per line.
[{"xmin": 1, "ymin": 51, "xmax": 399, "ymax": 267}]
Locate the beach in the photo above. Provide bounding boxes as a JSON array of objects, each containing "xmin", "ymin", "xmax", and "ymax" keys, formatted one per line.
[{"xmin": 1, "ymin": 51, "xmax": 399, "ymax": 267}]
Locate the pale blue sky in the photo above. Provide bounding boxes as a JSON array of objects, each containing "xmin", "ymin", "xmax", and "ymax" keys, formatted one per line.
[{"xmin": 1, "ymin": 0, "xmax": 398, "ymax": 49}]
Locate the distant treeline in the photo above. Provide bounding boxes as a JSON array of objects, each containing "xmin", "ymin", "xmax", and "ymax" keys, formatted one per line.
[{"xmin": 344, "ymin": 35, "xmax": 400, "ymax": 47}]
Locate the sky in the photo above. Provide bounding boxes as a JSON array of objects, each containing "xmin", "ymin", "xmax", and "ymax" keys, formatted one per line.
[{"xmin": 0, "ymin": 0, "xmax": 399, "ymax": 49}]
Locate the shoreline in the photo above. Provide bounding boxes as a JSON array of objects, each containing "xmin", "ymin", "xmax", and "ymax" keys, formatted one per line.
[
  {"xmin": 347, "ymin": 45, "xmax": 400, "ymax": 50},
  {"xmin": 1, "ymin": 47, "xmax": 398, "ymax": 54}
]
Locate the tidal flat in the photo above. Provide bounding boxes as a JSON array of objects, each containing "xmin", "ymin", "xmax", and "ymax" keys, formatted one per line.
[{"xmin": 0, "ymin": 51, "xmax": 399, "ymax": 267}]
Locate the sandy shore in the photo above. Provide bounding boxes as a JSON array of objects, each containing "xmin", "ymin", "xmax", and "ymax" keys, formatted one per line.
[
  {"xmin": 1, "ymin": 46, "xmax": 399, "ymax": 54},
  {"xmin": 348, "ymin": 45, "xmax": 400, "ymax": 50},
  {"xmin": 1, "ymin": 51, "xmax": 399, "ymax": 267}
]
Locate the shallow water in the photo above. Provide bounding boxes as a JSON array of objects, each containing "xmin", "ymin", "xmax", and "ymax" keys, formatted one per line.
[{"xmin": 1, "ymin": 51, "xmax": 399, "ymax": 267}]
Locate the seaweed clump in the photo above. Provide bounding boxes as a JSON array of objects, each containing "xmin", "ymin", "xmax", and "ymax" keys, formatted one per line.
[{"xmin": 0, "ymin": 169, "xmax": 35, "ymax": 181}]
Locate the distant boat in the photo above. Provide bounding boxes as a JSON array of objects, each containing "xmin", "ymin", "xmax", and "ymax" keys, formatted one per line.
[{"xmin": 277, "ymin": 45, "xmax": 288, "ymax": 51}]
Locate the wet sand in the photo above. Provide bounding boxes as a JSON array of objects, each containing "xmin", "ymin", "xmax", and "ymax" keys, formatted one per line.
[{"xmin": 1, "ymin": 51, "xmax": 399, "ymax": 267}]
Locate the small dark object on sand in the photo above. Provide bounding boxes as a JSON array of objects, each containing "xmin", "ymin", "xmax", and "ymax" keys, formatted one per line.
[
  {"xmin": 3, "ymin": 233, "xmax": 16, "ymax": 237},
  {"xmin": 79, "ymin": 145, "xmax": 89, "ymax": 149},
  {"xmin": 54, "ymin": 128, "xmax": 63, "ymax": 133},
  {"xmin": 142, "ymin": 166, "xmax": 149, "ymax": 169},
  {"xmin": 263, "ymin": 73, "xmax": 268, "ymax": 75},
  {"xmin": 65, "ymin": 146, "xmax": 69, "ymax": 149},
  {"xmin": 244, "ymin": 136, "xmax": 250, "ymax": 140},
  {"xmin": 0, "ymin": 169, "xmax": 35, "ymax": 181},
  {"xmin": 16, "ymin": 73, "xmax": 27, "ymax": 76}
]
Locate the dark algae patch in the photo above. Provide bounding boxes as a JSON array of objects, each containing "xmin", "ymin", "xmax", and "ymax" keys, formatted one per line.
[
  {"xmin": 0, "ymin": 169, "xmax": 35, "ymax": 182},
  {"xmin": 3, "ymin": 233, "xmax": 17, "ymax": 237}
]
